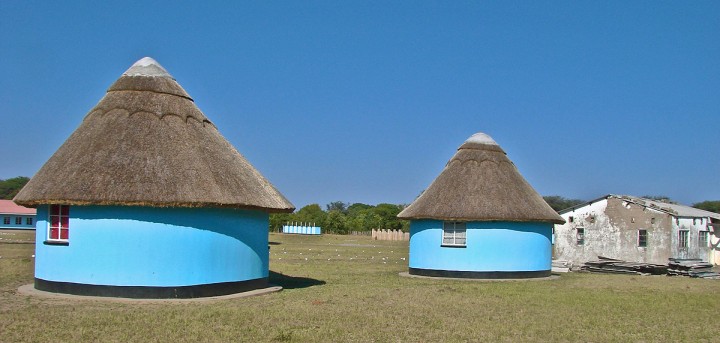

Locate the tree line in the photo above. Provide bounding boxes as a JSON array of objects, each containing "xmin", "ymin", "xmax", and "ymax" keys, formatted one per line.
[
  {"xmin": 270, "ymin": 202, "xmax": 409, "ymax": 234},
  {"xmin": 0, "ymin": 177, "xmax": 29, "ymax": 200},
  {"xmin": 542, "ymin": 196, "xmax": 585, "ymax": 212}
]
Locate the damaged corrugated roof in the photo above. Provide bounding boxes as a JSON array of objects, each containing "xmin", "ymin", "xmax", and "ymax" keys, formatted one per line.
[{"xmin": 559, "ymin": 194, "xmax": 720, "ymax": 220}]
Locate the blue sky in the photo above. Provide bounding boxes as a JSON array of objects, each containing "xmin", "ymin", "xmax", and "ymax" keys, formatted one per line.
[{"xmin": 1, "ymin": 1, "xmax": 718, "ymax": 208}]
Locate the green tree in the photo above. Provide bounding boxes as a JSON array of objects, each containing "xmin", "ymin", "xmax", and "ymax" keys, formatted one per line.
[
  {"xmin": 347, "ymin": 203, "xmax": 372, "ymax": 217},
  {"xmin": 294, "ymin": 204, "xmax": 327, "ymax": 227},
  {"xmin": 324, "ymin": 210, "xmax": 348, "ymax": 234},
  {"xmin": 543, "ymin": 195, "xmax": 585, "ymax": 212},
  {"xmin": 692, "ymin": 200, "xmax": 720, "ymax": 214},
  {"xmin": 325, "ymin": 201, "xmax": 348, "ymax": 214},
  {"xmin": 347, "ymin": 210, "xmax": 382, "ymax": 232},
  {"xmin": 269, "ymin": 212, "xmax": 292, "ymax": 232},
  {"xmin": 0, "ymin": 176, "xmax": 30, "ymax": 200},
  {"xmin": 373, "ymin": 203, "xmax": 405, "ymax": 230}
]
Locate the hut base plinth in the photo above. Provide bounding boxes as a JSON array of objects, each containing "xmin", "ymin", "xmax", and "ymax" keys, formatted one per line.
[
  {"xmin": 408, "ymin": 267, "xmax": 551, "ymax": 279},
  {"xmin": 34, "ymin": 277, "xmax": 269, "ymax": 299}
]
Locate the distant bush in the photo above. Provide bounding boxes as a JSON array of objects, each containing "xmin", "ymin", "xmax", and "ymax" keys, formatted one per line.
[
  {"xmin": 692, "ymin": 200, "xmax": 720, "ymax": 214},
  {"xmin": 543, "ymin": 195, "xmax": 585, "ymax": 212},
  {"xmin": 0, "ymin": 176, "xmax": 30, "ymax": 200},
  {"xmin": 270, "ymin": 201, "xmax": 409, "ymax": 234}
]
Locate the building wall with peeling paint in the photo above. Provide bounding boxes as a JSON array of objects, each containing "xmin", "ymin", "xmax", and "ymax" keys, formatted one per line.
[
  {"xmin": 710, "ymin": 220, "xmax": 720, "ymax": 265},
  {"xmin": 554, "ymin": 196, "xmax": 715, "ymax": 265},
  {"xmin": 673, "ymin": 217, "xmax": 713, "ymax": 260}
]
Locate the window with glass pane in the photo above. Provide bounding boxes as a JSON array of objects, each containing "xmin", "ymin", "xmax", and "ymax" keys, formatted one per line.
[
  {"xmin": 576, "ymin": 228, "xmax": 585, "ymax": 245},
  {"xmin": 698, "ymin": 231, "xmax": 709, "ymax": 248},
  {"xmin": 638, "ymin": 229, "xmax": 647, "ymax": 247},
  {"xmin": 442, "ymin": 222, "xmax": 466, "ymax": 247},
  {"xmin": 15, "ymin": 217, "xmax": 22, "ymax": 225},
  {"xmin": 678, "ymin": 230, "xmax": 688, "ymax": 249},
  {"xmin": 48, "ymin": 205, "xmax": 70, "ymax": 241},
  {"xmin": 26, "ymin": 217, "xmax": 33, "ymax": 225}
]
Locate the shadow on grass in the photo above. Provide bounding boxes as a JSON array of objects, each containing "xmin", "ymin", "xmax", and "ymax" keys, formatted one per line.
[
  {"xmin": 269, "ymin": 271, "xmax": 325, "ymax": 290},
  {"xmin": 269, "ymin": 241, "xmax": 281, "ymax": 245}
]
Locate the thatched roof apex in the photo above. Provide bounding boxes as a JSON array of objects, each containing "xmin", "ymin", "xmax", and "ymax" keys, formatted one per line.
[
  {"xmin": 108, "ymin": 57, "xmax": 192, "ymax": 100},
  {"xmin": 397, "ymin": 132, "xmax": 564, "ymax": 224},
  {"xmin": 14, "ymin": 57, "xmax": 294, "ymax": 213}
]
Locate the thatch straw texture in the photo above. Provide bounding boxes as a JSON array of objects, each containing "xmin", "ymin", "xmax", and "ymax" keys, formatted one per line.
[
  {"xmin": 14, "ymin": 57, "xmax": 294, "ymax": 213},
  {"xmin": 398, "ymin": 133, "xmax": 564, "ymax": 224}
]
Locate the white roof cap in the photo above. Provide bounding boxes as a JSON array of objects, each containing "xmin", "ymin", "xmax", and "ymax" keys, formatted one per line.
[
  {"xmin": 465, "ymin": 132, "xmax": 498, "ymax": 146},
  {"xmin": 123, "ymin": 57, "xmax": 172, "ymax": 78}
]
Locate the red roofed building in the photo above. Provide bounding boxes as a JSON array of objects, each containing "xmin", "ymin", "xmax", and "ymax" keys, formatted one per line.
[{"xmin": 0, "ymin": 200, "xmax": 36, "ymax": 229}]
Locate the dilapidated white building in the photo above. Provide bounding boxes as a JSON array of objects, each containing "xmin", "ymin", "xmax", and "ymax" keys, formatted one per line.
[{"xmin": 554, "ymin": 195, "xmax": 720, "ymax": 265}]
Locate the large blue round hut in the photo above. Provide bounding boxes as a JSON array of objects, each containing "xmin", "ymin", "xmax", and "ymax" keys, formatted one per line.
[
  {"xmin": 14, "ymin": 58, "xmax": 294, "ymax": 298},
  {"xmin": 398, "ymin": 133, "xmax": 564, "ymax": 279}
]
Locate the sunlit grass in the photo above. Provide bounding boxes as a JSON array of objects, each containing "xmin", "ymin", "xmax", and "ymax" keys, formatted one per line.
[{"xmin": 1, "ymin": 230, "xmax": 718, "ymax": 342}]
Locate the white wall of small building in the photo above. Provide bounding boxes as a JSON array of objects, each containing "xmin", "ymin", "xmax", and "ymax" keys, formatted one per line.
[
  {"xmin": 553, "ymin": 196, "xmax": 716, "ymax": 266},
  {"xmin": 674, "ymin": 216, "xmax": 715, "ymax": 262},
  {"xmin": 711, "ymin": 221, "xmax": 720, "ymax": 265},
  {"xmin": 554, "ymin": 198, "xmax": 611, "ymax": 264}
]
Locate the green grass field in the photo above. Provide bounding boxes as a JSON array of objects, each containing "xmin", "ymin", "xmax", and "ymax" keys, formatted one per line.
[{"xmin": 1, "ymin": 230, "xmax": 718, "ymax": 342}]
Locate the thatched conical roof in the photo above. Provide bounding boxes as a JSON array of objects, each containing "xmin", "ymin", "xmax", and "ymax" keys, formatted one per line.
[
  {"xmin": 14, "ymin": 57, "xmax": 294, "ymax": 213},
  {"xmin": 398, "ymin": 133, "xmax": 563, "ymax": 224}
]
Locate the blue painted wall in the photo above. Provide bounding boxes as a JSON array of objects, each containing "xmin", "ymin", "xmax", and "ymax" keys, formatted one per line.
[
  {"xmin": 0, "ymin": 214, "xmax": 36, "ymax": 230},
  {"xmin": 409, "ymin": 220, "xmax": 552, "ymax": 272},
  {"xmin": 282, "ymin": 225, "xmax": 321, "ymax": 235},
  {"xmin": 35, "ymin": 205, "xmax": 269, "ymax": 287}
]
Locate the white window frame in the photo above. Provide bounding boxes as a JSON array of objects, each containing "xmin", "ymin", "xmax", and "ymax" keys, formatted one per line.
[
  {"xmin": 678, "ymin": 230, "xmax": 689, "ymax": 249},
  {"xmin": 47, "ymin": 205, "xmax": 70, "ymax": 242},
  {"xmin": 698, "ymin": 231, "xmax": 709, "ymax": 248},
  {"xmin": 442, "ymin": 222, "xmax": 467, "ymax": 247}
]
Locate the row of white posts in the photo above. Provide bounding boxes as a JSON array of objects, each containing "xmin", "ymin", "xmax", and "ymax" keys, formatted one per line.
[
  {"xmin": 371, "ymin": 229, "xmax": 409, "ymax": 241},
  {"xmin": 282, "ymin": 222, "xmax": 322, "ymax": 235}
]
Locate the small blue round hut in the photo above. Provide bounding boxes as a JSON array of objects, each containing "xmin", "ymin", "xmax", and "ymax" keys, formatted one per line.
[
  {"xmin": 14, "ymin": 58, "xmax": 294, "ymax": 298},
  {"xmin": 398, "ymin": 133, "xmax": 564, "ymax": 279}
]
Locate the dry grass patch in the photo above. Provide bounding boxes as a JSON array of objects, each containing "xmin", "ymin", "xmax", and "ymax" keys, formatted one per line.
[{"xmin": 1, "ymin": 230, "xmax": 719, "ymax": 342}]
